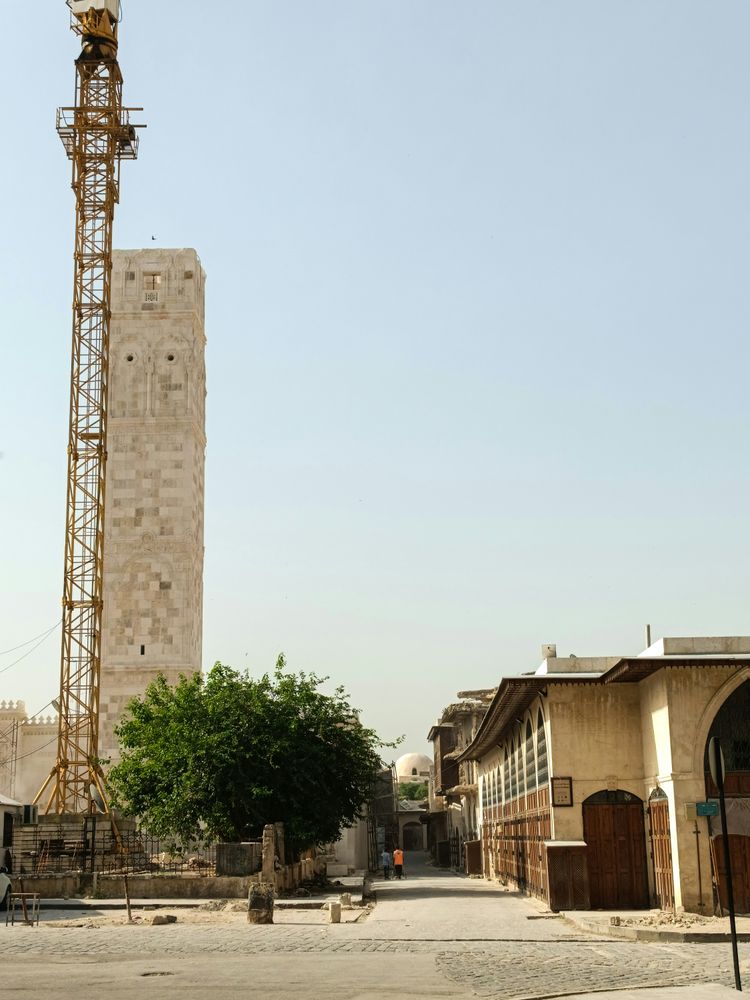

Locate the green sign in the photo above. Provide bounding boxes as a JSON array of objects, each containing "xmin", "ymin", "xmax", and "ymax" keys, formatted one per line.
[{"xmin": 697, "ymin": 801, "xmax": 719, "ymax": 817}]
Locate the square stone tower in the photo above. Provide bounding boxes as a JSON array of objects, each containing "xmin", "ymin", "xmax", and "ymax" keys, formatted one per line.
[{"xmin": 98, "ymin": 249, "xmax": 206, "ymax": 760}]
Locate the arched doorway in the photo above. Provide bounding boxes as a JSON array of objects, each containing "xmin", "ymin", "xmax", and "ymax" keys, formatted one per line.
[
  {"xmin": 402, "ymin": 822, "xmax": 423, "ymax": 851},
  {"xmin": 705, "ymin": 680, "xmax": 750, "ymax": 913},
  {"xmin": 648, "ymin": 787, "xmax": 674, "ymax": 909},
  {"xmin": 583, "ymin": 790, "xmax": 649, "ymax": 909}
]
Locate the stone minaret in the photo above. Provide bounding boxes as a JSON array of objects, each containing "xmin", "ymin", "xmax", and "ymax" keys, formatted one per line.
[{"xmin": 98, "ymin": 249, "xmax": 206, "ymax": 761}]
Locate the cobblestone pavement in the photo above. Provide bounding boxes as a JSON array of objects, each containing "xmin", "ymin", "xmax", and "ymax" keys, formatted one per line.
[
  {"xmin": 436, "ymin": 941, "xmax": 743, "ymax": 998},
  {"xmin": 2, "ymin": 853, "xmax": 745, "ymax": 999},
  {"xmin": 1, "ymin": 924, "xmax": 745, "ymax": 997}
]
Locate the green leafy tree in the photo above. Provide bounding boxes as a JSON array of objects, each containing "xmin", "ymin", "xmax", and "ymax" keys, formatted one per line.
[
  {"xmin": 108, "ymin": 657, "xmax": 392, "ymax": 851},
  {"xmin": 399, "ymin": 781, "xmax": 428, "ymax": 801}
]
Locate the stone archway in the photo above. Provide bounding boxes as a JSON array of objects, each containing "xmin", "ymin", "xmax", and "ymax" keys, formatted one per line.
[
  {"xmin": 704, "ymin": 680, "xmax": 750, "ymax": 913},
  {"xmin": 402, "ymin": 822, "xmax": 424, "ymax": 851}
]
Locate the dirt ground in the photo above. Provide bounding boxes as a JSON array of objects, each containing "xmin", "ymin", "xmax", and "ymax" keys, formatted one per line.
[
  {"xmin": 621, "ymin": 911, "xmax": 728, "ymax": 929},
  {"xmin": 42, "ymin": 901, "xmax": 370, "ymax": 928}
]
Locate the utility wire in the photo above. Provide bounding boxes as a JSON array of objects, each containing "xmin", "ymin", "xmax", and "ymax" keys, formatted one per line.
[
  {"xmin": 27, "ymin": 700, "xmax": 56, "ymax": 723},
  {"xmin": 0, "ymin": 619, "xmax": 61, "ymax": 657},
  {"xmin": 0, "ymin": 623, "xmax": 60, "ymax": 677},
  {"xmin": 5, "ymin": 734, "xmax": 59, "ymax": 764},
  {"xmin": 0, "ymin": 702, "xmax": 58, "ymax": 771}
]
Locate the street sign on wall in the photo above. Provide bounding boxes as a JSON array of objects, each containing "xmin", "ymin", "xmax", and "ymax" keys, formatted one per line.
[{"xmin": 696, "ymin": 801, "xmax": 719, "ymax": 817}]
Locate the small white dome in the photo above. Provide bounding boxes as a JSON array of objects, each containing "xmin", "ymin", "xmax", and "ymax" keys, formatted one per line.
[{"xmin": 395, "ymin": 752, "xmax": 432, "ymax": 781}]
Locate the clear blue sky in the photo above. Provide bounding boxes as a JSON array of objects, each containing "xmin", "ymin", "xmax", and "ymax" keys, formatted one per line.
[{"xmin": 2, "ymin": 1, "xmax": 749, "ymax": 754}]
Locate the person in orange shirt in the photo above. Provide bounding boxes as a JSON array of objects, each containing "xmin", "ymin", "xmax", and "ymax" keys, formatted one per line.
[{"xmin": 393, "ymin": 847, "xmax": 404, "ymax": 879}]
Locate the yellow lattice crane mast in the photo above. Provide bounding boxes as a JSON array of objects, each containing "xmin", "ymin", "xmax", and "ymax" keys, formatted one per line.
[{"xmin": 36, "ymin": 1, "xmax": 144, "ymax": 814}]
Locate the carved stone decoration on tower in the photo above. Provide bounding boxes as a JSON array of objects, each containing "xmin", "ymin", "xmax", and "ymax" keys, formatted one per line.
[{"xmin": 98, "ymin": 249, "xmax": 206, "ymax": 762}]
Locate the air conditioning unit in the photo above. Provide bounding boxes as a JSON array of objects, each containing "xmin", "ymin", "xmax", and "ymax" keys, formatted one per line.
[{"xmin": 22, "ymin": 805, "xmax": 39, "ymax": 826}]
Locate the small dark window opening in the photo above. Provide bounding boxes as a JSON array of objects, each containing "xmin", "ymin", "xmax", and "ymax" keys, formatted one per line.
[
  {"xmin": 126, "ymin": 353, "xmax": 134, "ymax": 362},
  {"xmin": 167, "ymin": 353, "xmax": 175, "ymax": 362},
  {"xmin": 411, "ymin": 767, "xmax": 417, "ymax": 776},
  {"xmin": 140, "ymin": 644, "xmax": 145, "ymax": 656}
]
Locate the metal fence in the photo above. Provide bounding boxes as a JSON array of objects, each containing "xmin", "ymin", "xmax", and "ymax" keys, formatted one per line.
[{"xmin": 11, "ymin": 819, "xmax": 222, "ymax": 876}]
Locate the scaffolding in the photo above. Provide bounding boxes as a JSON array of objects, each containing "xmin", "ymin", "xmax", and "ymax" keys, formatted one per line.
[
  {"xmin": 0, "ymin": 720, "xmax": 19, "ymax": 799},
  {"xmin": 367, "ymin": 763, "xmax": 400, "ymax": 870}
]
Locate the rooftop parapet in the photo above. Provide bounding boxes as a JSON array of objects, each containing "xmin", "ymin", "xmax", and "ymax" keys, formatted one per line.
[{"xmin": 638, "ymin": 636, "xmax": 750, "ymax": 658}]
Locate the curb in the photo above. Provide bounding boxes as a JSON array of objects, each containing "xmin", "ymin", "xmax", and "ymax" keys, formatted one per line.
[
  {"xmin": 562, "ymin": 913, "xmax": 750, "ymax": 944},
  {"xmin": 30, "ymin": 885, "xmax": 365, "ymax": 913}
]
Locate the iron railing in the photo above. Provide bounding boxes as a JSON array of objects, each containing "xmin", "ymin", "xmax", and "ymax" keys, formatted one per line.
[{"xmin": 11, "ymin": 821, "xmax": 227, "ymax": 876}]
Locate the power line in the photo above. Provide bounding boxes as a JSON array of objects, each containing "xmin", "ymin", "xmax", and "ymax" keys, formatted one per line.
[
  {"xmin": 0, "ymin": 622, "xmax": 60, "ymax": 677},
  {"xmin": 0, "ymin": 703, "xmax": 58, "ymax": 775},
  {"xmin": 26, "ymin": 700, "xmax": 56, "ymax": 723},
  {"xmin": 5, "ymin": 734, "xmax": 58, "ymax": 765},
  {"xmin": 0, "ymin": 619, "xmax": 61, "ymax": 657}
]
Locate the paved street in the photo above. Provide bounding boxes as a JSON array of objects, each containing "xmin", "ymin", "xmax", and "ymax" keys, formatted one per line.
[{"xmin": 1, "ymin": 852, "xmax": 746, "ymax": 999}]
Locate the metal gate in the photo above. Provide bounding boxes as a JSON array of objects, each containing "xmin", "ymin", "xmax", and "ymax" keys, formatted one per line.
[{"xmin": 648, "ymin": 788, "xmax": 675, "ymax": 910}]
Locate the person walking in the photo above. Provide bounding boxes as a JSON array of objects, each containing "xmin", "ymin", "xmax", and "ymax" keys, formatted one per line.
[
  {"xmin": 393, "ymin": 847, "xmax": 404, "ymax": 879},
  {"xmin": 381, "ymin": 849, "xmax": 392, "ymax": 880}
]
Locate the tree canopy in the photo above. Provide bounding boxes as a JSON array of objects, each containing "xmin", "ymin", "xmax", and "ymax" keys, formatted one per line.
[
  {"xmin": 108, "ymin": 657, "xmax": 391, "ymax": 851},
  {"xmin": 399, "ymin": 781, "xmax": 428, "ymax": 801}
]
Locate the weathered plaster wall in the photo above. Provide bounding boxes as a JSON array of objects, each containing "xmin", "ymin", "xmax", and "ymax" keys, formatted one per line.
[
  {"xmin": 547, "ymin": 684, "xmax": 645, "ymax": 841},
  {"xmin": 334, "ymin": 818, "xmax": 370, "ymax": 871},
  {"xmin": 15, "ymin": 720, "xmax": 58, "ymax": 805}
]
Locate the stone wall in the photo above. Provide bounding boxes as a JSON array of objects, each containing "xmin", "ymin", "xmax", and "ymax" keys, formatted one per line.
[
  {"xmin": 0, "ymin": 701, "xmax": 58, "ymax": 805},
  {"xmin": 99, "ymin": 249, "xmax": 207, "ymax": 761},
  {"xmin": 14, "ymin": 873, "xmax": 260, "ymax": 900}
]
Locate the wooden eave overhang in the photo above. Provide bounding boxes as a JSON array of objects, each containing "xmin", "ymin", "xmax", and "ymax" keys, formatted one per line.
[
  {"xmin": 459, "ymin": 656, "xmax": 750, "ymax": 762},
  {"xmin": 457, "ymin": 675, "xmax": 596, "ymax": 762},
  {"xmin": 602, "ymin": 656, "xmax": 750, "ymax": 684}
]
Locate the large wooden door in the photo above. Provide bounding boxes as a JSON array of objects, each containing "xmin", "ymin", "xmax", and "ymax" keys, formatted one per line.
[
  {"xmin": 711, "ymin": 835, "xmax": 750, "ymax": 914},
  {"xmin": 583, "ymin": 792, "xmax": 649, "ymax": 909},
  {"xmin": 648, "ymin": 791, "xmax": 675, "ymax": 909}
]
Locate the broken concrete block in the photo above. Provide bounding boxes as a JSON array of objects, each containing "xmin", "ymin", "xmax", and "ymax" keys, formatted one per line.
[
  {"xmin": 329, "ymin": 901, "xmax": 342, "ymax": 923},
  {"xmin": 151, "ymin": 914, "xmax": 177, "ymax": 925}
]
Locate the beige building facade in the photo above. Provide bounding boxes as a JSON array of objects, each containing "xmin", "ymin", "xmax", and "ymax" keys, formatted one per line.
[
  {"xmin": 0, "ymin": 248, "xmax": 206, "ymax": 803},
  {"xmin": 462, "ymin": 636, "xmax": 750, "ymax": 915},
  {"xmin": 427, "ymin": 690, "xmax": 493, "ymax": 870}
]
